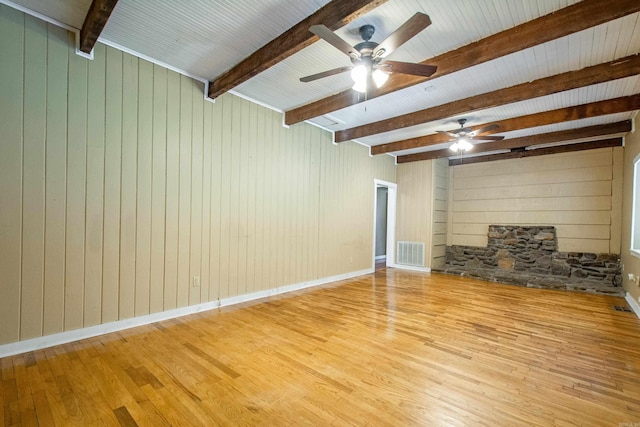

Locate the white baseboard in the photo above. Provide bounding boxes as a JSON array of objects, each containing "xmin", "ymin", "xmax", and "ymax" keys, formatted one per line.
[
  {"xmin": 216, "ymin": 268, "xmax": 373, "ymax": 308},
  {"xmin": 625, "ymin": 292, "xmax": 640, "ymax": 319},
  {"xmin": 392, "ymin": 264, "xmax": 431, "ymax": 273},
  {"xmin": 0, "ymin": 268, "xmax": 373, "ymax": 358},
  {"xmin": 375, "ymin": 255, "xmax": 386, "ymax": 260}
]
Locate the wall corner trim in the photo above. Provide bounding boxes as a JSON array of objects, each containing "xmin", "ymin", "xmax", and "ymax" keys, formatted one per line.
[
  {"xmin": 0, "ymin": 268, "xmax": 373, "ymax": 358},
  {"xmin": 625, "ymin": 292, "xmax": 640, "ymax": 319}
]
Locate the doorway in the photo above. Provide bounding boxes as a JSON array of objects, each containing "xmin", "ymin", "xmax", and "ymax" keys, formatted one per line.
[{"xmin": 373, "ymin": 179, "xmax": 397, "ymax": 269}]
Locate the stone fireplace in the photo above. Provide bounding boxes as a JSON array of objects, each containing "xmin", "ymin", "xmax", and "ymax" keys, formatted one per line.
[{"xmin": 439, "ymin": 225, "xmax": 623, "ymax": 295}]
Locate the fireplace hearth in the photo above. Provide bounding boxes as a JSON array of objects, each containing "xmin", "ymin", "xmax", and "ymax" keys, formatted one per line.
[{"xmin": 437, "ymin": 225, "xmax": 622, "ymax": 295}]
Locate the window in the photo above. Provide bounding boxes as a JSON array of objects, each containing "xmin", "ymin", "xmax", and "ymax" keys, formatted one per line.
[{"xmin": 632, "ymin": 155, "xmax": 640, "ymax": 257}]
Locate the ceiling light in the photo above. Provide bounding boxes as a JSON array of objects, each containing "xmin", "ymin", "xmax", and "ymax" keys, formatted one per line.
[
  {"xmin": 351, "ymin": 64, "xmax": 367, "ymax": 82},
  {"xmin": 351, "ymin": 64, "xmax": 368, "ymax": 93},
  {"xmin": 351, "ymin": 64, "xmax": 390, "ymax": 93},
  {"xmin": 450, "ymin": 138, "xmax": 473, "ymax": 152},
  {"xmin": 352, "ymin": 79, "xmax": 367, "ymax": 93},
  {"xmin": 372, "ymin": 69, "xmax": 389, "ymax": 88}
]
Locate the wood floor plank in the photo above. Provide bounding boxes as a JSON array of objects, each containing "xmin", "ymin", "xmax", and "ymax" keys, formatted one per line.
[
  {"xmin": 2, "ymin": 269, "xmax": 640, "ymax": 425},
  {"xmin": 113, "ymin": 406, "xmax": 138, "ymax": 427}
]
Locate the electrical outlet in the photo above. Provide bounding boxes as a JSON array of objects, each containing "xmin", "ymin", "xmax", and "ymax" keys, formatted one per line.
[
  {"xmin": 193, "ymin": 276, "xmax": 200, "ymax": 287},
  {"xmin": 629, "ymin": 273, "xmax": 635, "ymax": 281}
]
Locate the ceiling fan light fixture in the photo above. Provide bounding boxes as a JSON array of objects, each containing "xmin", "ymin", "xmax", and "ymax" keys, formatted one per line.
[
  {"xmin": 351, "ymin": 64, "xmax": 367, "ymax": 82},
  {"xmin": 351, "ymin": 63, "xmax": 369, "ymax": 93},
  {"xmin": 351, "ymin": 64, "xmax": 368, "ymax": 92},
  {"xmin": 450, "ymin": 138, "xmax": 473, "ymax": 152},
  {"xmin": 352, "ymin": 79, "xmax": 367, "ymax": 93},
  {"xmin": 372, "ymin": 69, "xmax": 389, "ymax": 88}
]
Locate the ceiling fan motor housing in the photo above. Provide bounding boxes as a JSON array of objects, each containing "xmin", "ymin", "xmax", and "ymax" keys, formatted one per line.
[
  {"xmin": 352, "ymin": 42, "xmax": 378, "ymax": 63},
  {"xmin": 353, "ymin": 25, "xmax": 379, "ymax": 62},
  {"xmin": 359, "ymin": 24, "xmax": 375, "ymax": 41}
]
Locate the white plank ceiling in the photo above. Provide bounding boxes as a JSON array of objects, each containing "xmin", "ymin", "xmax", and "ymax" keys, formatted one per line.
[{"xmin": 6, "ymin": 0, "xmax": 640, "ymax": 159}]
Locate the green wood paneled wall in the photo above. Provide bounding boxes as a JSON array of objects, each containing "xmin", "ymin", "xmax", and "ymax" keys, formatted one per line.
[{"xmin": 0, "ymin": 5, "xmax": 396, "ymax": 345}]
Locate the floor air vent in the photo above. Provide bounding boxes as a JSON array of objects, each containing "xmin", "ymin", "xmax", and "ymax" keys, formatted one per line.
[
  {"xmin": 612, "ymin": 305, "xmax": 632, "ymax": 313},
  {"xmin": 397, "ymin": 241, "xmax": 425, "ymax": 267}
]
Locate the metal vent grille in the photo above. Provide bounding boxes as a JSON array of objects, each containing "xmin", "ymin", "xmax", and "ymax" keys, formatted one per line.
[
  {"xmin": 397, "ymin": 242, "xmax": 425, "ymax": 267},
  {"xmin": 612, "ymin": 305, "xmax": 632, "ymax": 313}
]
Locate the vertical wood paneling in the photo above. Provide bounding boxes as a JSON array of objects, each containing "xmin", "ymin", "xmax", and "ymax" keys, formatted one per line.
[
  {"xmin": 318, "ymin": 137, "xmax": 333, "ymax": 277},
  {"xmin": 432, "ymin": 159, "xmax": 449, "ymax": 268},
  {"xmin": 20, "ymin": 15, "xmax": 47, "ymax": 340},
  {"xmin": 397, "ymin": 160, "xmax": 433, "ymax": 267},
  {"xmin": 102, "ymin": 47, "xmax": 123, "ymax": 323},
  {"xmin": 236, "ymin": 99, "xmax": 249, "ymax": 295},
  {"xmin": 228, "ymin": 96, "xmax": 242, "ymax": 295},
  {"xmin": 0, "ymin": 5, "xmax": 24, "ymax": 343},
  {"xmin": 296, "ymin": 126, "xmax": 307, "ymax": 282},
  {"xmin": 150, "ymin": 65, "xmax": 167, "ymax": 314},
  {"xmin": 135, "ymin": 59, "xmax": 153, "ymax": 317},
  {"xmin": 42, "ymin": 24, "xmax": 68, "ymax": 336},
  {"xmin": 283, "ymin": 125, "xmax": 294, "ymax": 283},
  {"xmin": 308, "ymin": 129, "xmax": 322, "ymax": 280},
  {"xmin": 65, "ymin": 33, "xmax": 88, "ymax": 331},
  {"xmin": 84, "ymin": 43, "xmax": 106, "ymax": 327},
  {"xmin": 189, "ymin": 82, "xmax": 203, "ymax": 306},
  {"xmin": 253, "ymin": 106, "xmax": 266, "ymax": 290},
  {"xmin": 209, "ymin": 96, "xmax": 223, "ymax": 300},
  {"xmin": 264, "ymin": 109, "xmax": 277, "ymax": 290},
  {"xmin": 177, "ymin": 75, "xmax": 193, "ymax": 307},
  {"xmin": 297, "ymin": 126, "xmax": 308, "ymax": 282},
  {"xmin": 246, "ymin": 102, "xmax": 258, "ymax": 294},
  {"xmin": 219, "ymin": 95, "xmax": 232, "ymax": 299},
  {"xmin": 119, "ymin": 54, "xmax": 138, "ymax": 319},
  {"xmin": 272, "ymin": 112, "xmax": 284, "ymax": 287},
  {"xmin": 0, "ymin": 6, "xmax": 398, "ymax": 346},
  {"xmin": 200, "ymin": 101, "xmax": 212, "ymax": 303},
  {"xmin": 163, "ymin": 71, "xmax": 180, "ymax": 311}
]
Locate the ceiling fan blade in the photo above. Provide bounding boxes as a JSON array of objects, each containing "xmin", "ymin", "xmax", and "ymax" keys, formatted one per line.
[
  {"xmin": 381, "ymin": 60, "xmax": 437, "ymax": 77},
  {"xmin": 469, "ymin": 135, "xmax": 505, "ymax": 141},
  {"xmin": 437, "ymin": 130, "xmax": 458, "ymax": 138},
  {"xmin": 300, "ymin": 66, "xmax": 353, "ymax": 83},
  {"xmin": 472, "ymin": 124, "xmax": 500, "ymax": 136},
  {"xmin": 373, "ymin": 12, "xmax": 432, "ymax": 58},
  {"xmin": 310, "ymin": 25, "xmax": 361, "ymax": 58}
]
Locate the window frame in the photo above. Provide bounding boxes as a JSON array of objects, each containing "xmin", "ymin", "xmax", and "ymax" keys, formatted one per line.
[{"xmin": 631, "ymin": 153, "xmax": 640, "ymax": 258}]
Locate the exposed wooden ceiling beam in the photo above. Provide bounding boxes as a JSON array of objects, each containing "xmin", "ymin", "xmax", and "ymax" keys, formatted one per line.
[
  {"xmin": 335, "ymin": 54, "xmax": 640, "ymax": 142},
  {"xmin": 397, "ymin": 121, "xmax": 632, "ymax": 163},
  {"xmin": 371, "ymin": 94, "xmax": 640, "ymax": 155},
  {"xmin": 284, "ymin": 0, "xmax": 640, "ymax": 125},
  {"xmin": 79, "ymin": 0, "xmax": 119, "ymax": 54},
  {"xmin": 448, "ymin": 138, "xmax": 623, "ymax": 166},
  {"xmin": 207, "ymin": 0, "xmax": 388, "ymax": 99}
]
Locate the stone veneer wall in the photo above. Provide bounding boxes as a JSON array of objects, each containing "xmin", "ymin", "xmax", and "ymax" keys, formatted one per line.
[{"xmin": 439, "ymin": 225, "xmax": 623, "ymax": 295}]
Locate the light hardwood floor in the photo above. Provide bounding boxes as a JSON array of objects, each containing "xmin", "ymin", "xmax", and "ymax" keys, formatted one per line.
[{"xmin": 2, "ymin": 269, "xmax": 640, "ymax": 426}]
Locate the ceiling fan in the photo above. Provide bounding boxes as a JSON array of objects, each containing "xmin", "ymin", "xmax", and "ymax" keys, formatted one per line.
[
  {"xmin": 300, "ymin": 12, "xmax": 437, "ymax": 93},
  {"xmin": 439, "ymin": 119, "xmax": 504, "ymax": 152}
]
